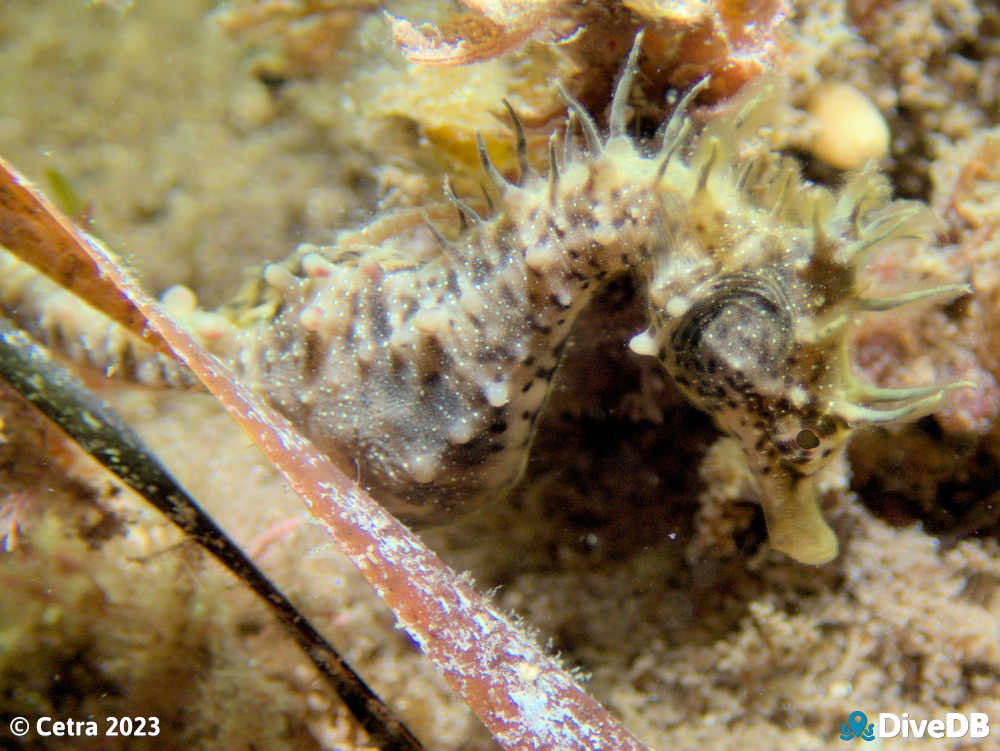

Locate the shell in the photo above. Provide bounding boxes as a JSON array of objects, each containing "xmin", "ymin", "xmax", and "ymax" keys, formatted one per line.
[{"xmin": 0, "ymin": 34, "xmax": 970, "ymax": 565}]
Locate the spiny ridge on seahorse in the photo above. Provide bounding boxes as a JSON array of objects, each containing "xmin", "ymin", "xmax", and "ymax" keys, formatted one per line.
[{"xmin": 0, "ymin": 32, "xmax": 971, "ymax": 564}]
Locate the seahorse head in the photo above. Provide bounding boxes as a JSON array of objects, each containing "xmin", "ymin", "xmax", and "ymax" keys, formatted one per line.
[
  {"xmin": 649, "ymin": 262, "xmax": 854, "ymax": 565},
  {"xmin": 629, "ymin": 131, "xmax": 970, "ymax": 564}
]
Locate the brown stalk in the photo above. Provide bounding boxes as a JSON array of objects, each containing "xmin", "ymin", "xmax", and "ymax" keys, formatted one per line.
[
  {"xmin": 0, "ymin": 155, "xmax": 655, "ymax": 751},
  {"xmin": 0, "ymin": 160, "xmax": 172, "ymax": 356}
]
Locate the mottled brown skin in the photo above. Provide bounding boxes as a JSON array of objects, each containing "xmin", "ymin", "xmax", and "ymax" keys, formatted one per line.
[{"xmin": 227, "ymin": 162, "xmax": 667, "ymax": 522}]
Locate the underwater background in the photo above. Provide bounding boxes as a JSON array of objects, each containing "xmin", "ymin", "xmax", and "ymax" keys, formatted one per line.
[{"xmin": 2, "ymin": 1, "xmax": 1000, "ymax": 748}]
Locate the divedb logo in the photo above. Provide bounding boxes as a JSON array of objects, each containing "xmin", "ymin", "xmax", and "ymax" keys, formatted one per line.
[
  {"xmin": 840, "ymin": 710, "xmax": 991, "ymax": 741},
  {"xmin": 879, "ymin": 712, "xmax": 990, "ymax": 739}
]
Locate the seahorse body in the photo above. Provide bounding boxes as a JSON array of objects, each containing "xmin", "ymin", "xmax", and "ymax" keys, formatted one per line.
[
  {"xmin": 0, "ymin": 36, "xmax": 968, "ymax": 564},
  {"xmin": 223, "ymin": 109, "xmax": 672, "ymax": 522}
]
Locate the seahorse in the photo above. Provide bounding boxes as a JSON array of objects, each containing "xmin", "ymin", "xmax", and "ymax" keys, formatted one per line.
[{"xmin": 0, "ymin": 34, "xmax": 969, "ymax": 564}]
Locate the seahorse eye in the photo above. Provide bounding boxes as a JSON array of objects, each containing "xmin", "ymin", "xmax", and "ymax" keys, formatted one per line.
[{"xmin": 795, "ymin": 428, "xmax": 820, "ymax": 450}]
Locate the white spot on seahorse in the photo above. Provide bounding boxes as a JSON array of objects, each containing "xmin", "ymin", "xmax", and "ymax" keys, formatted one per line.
[
  {"xmin": 301, "ymin": 252, "xmax": 336, "ymax": 278},
  {"xmin": 412, "ymin": 308, "xmax": 451, "ymax": 338},
  {"xmin": 628, "ymin": 329, "xmax": 658, "ymax": 357},
  {"xmin": 406, "ymin": 453, "xmax": 439, "ymax": 483},
  {"xmin": 484, "ymin": 379, "xmax": 509, "ymax": 408},
  {"xmin": 264, "ymin": 264, "xmax": 296, "ymax": 292}
]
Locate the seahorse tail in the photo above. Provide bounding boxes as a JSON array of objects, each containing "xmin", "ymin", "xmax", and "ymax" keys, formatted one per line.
[{"xmin": 0, "ymin": 250, "xmax": 198, "ymax": 389}]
